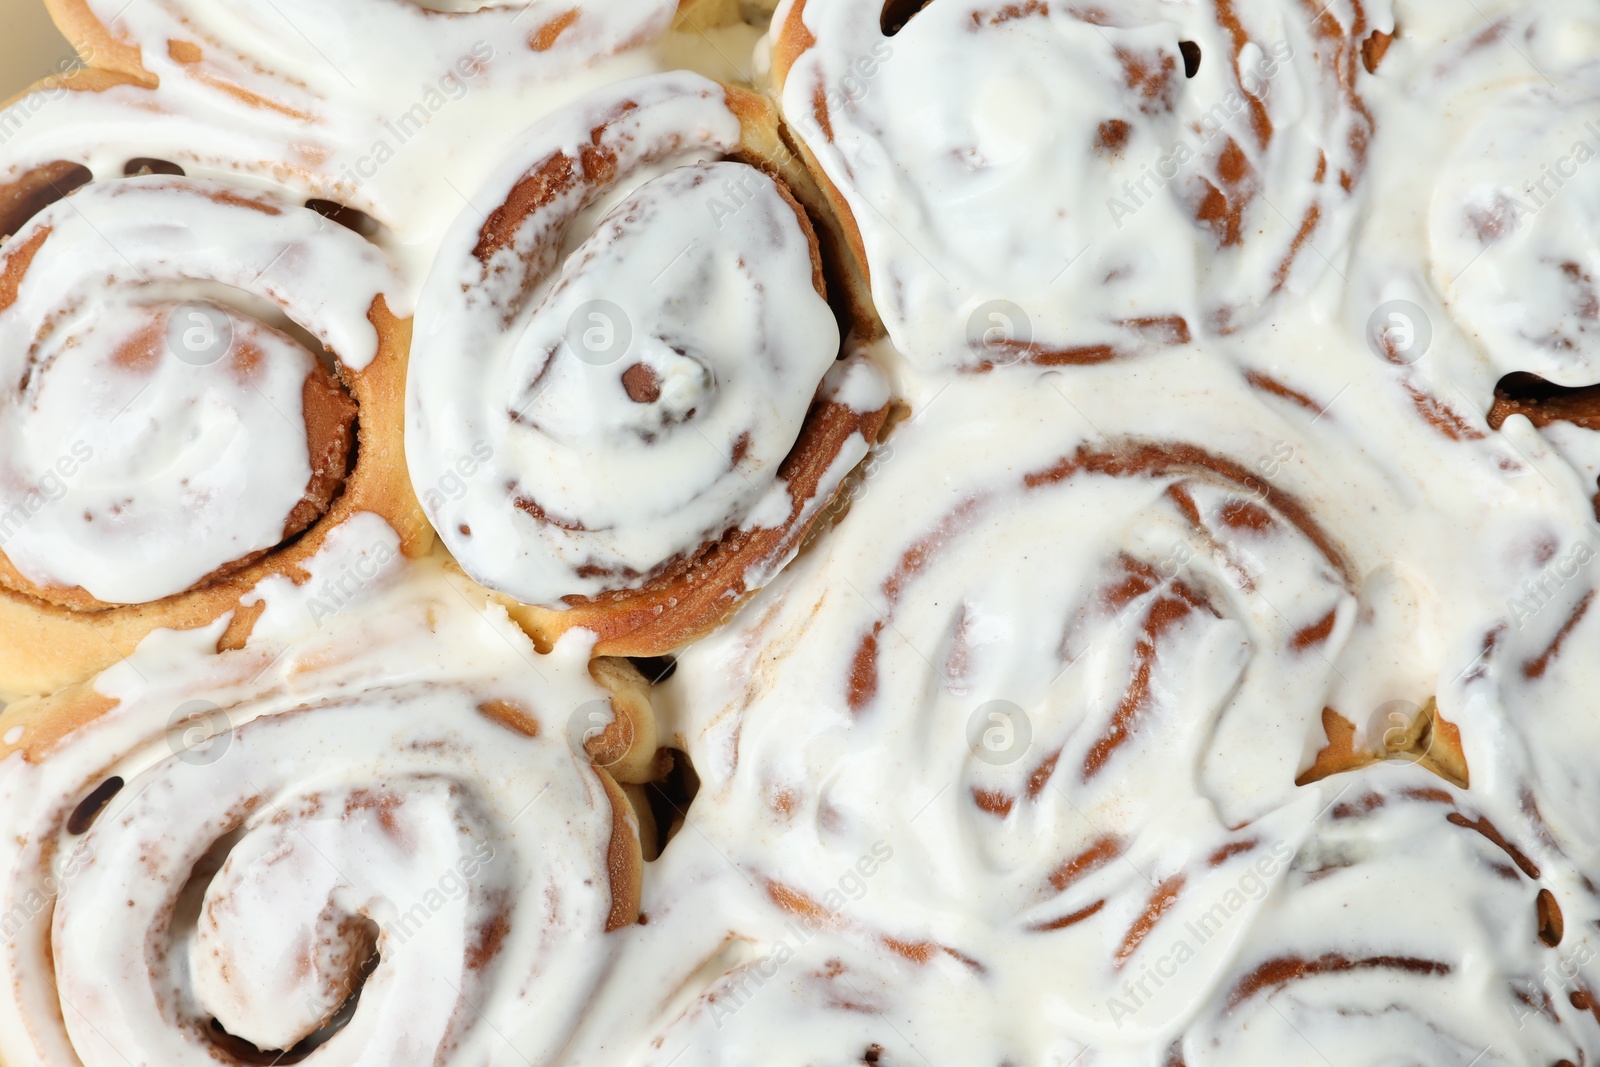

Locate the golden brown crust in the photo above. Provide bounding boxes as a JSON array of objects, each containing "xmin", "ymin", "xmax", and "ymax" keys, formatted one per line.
[
  {"xmin": 1296, "ymin": 699, "xmax": 1470, "ymax": 790},
  {"xmin": 40, "ymin": 0, "xmax": 153, "ymax": 85},
  {"xmin": 620, "ymin": 782, "xmax": 661, "ymax": 861},
  {"xmin": 597, "ymin": 767, "xmax": 645, "ymax": 931},
  {"xmin": 725, "ymin": 81, "xmax": 878, "ymax": 338},
  {"xmin": 672, "ymin": 0, "xmax": 745, "ymax": 31},
  {"xmin": 0, "ymin": 296, "xmax": 431, "ymax": 702},
  {"xmin": 766, "ymin": 2, "xmax": 877, "ymax": 321},
  {"xmin": 584, "ymin": 656, "xmax": 664, "ymax": 785},
  {"xmin": 0, "ymin": 677, "xmax": 119, "ymax": 764},
  {"xmin": 479, "ymin": 81, "xmax": 888, "ymax": 658}
]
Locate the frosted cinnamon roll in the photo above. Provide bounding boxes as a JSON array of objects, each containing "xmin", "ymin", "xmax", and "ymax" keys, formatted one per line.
[
  {"xmin": 0, "ymin": 175, "xmax": 427, "ymax": 699},
  {"xmin": 1398, "ymin": 5, "xmax": 1600, "ymax": 390},
  {"xmin": 0, "ymin": 72, "xmax": 383, "ymax": 248},
  {"xmin": 406, "ymin": 71, "xmax": 891, "ymax": 657},
  {"xmin": 655, "ymin": 359, "xmax": 1600, "ymax": 1062},
  {"xmin": 46, "ymin": 0, "xmax": 678, "ymax": 132},
  {"xmin": 770, "ymin": 0, "xmax": 1384, "ymax": 367},
  {"xmin": 0, "ymin": 542, "xmax": 658, "ymax": 1067},
  {"xmin": 1341, "ymin": 4, "xmax": 1600, "ymax": 527},
  {"xmin": 1174, "ymin": 773, "xmax": 1596, "ymax": 1066}
]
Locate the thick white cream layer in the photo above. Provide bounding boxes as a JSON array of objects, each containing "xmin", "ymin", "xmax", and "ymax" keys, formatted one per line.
[
  {"xmin": 0, "ymin": 520, "xmax": 633, "ymax": 1067},
  {"xmin": 0, "ymin": 0, "xmax": 1597, "ymax": 1064},
  {"xmin": 407, "ymin": 71, "xmax": 845, "ymax": 606},
  {"xmin": 777, "ymin": 0, "xmax": 1392, "ymax": 368},
  {"xmin": 0, "ymin": 178, "xmax": 400, "ymax": 604}
]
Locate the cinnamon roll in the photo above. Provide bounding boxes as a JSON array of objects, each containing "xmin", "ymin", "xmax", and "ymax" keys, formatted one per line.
[
  {"xmin": 1346, "ymin": 3, "xmax": 1600, "ymax": 533},
  {"xmin": 1405, "ymin": 5, "xmax": 1600, "ymax": 389},
  {"xmin": 45, "ymin": 0, "xmax": 679, "ymax": 130},
  {"xmin": 0, "ymin": 174, "xmax": 427, "ymax": 699},
  {"xmin": 0, "ymin": 544, "xmax": 659, "ymax": 1067},
  {"xmin": 0, "ymin": 72, "xmax": 376, "ymax": 248},
  {"xmin": 1173, "ymin": 775, "xmax": 1594, "ymax": 1067},
  {"xmin": 770, "ymin": 0, "xmax": 1384, "ymax": 367},
  {"xmin": 648, "ymin": 358, "xmax": 1600, "ymax": 1062},
  {"xmin": 406, "ymin": 71, "xmax": 891, "ymax": 657}
]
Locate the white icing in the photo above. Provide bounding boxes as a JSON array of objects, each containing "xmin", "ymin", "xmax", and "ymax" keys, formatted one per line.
[
  {"xmin": 0, "ymin": 535, "xmax": 631, "ymax": 1067},
  {"xmin": 0, "ymin": 177, "xmax": 400, "ymax": 603},
  {"xmin": 643, "ymin": 350, "xmax": 1600, "ymax": 1063},
  {"xmin": 407, "ymin": 71, "xmax": 843, "ymax": 606},
  {"xmin": 3, "ymin": 2, "xmax": 1600, "ymax": 1066},
  {"xmin": 776, "ymin": 0, "xmax": 1386, "ymax": 368}
]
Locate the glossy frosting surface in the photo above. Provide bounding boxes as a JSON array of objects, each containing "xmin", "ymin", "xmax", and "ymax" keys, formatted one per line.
[{"xmin": 2, "ymin": 0, "xmax": 1600, "ymax": 1064}]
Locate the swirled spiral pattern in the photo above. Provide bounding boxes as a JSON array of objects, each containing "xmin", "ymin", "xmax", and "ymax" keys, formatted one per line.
[
  {"xmin": 0, "ymin": 544, "xmax": 653, "ymax": 1067},
  {"xmin": 0, "ymin": 174, "xmax": 426, "ymax": 699},
  {"xmin": 649, "ymin": 360, "xmax": 1600, "ymax": 1063},
  {"xmin": 772, "ymin": 0, "xmax": 1386, "ymax": 368},
  {"xmin": 407, "ymin": 71, "xmax": 889, "ymax": 653}
]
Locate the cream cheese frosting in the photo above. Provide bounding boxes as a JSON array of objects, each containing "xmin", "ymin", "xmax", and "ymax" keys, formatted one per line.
[
  {"xmin": 1, "ymin": 0, "xmax": 1599, "ymax": 1064},
  {"xmin": 405, "ymin": 71, "xmax": 847, "ymax": 607},
  {"xmin": 0, "ymin": 522, "xmax": 641, "ymax": 1067},
  {"xmin": 0, "ymin": 177, "xmax": 401, "ymax": 604},
  {"xmin": 773, "ymin": 0, "xmax": 1395, "ymax": 369}
]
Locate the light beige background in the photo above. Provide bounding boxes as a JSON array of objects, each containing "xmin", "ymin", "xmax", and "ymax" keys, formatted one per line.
[{"xmin": 1, "ymin": 0, "xmax": 75, "ymax": 100}]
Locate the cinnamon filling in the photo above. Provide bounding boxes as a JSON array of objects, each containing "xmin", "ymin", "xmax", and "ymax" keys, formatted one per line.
[
  {"xmin": 66, "ymin": 775, "xmax": 124, "ymax": 835},
  {"xmin": 123, "ymin": 158, "xmax": 185, "ymax": 177},
  {"xmin": 1488, "ymin": 372, "xmax": 1600, "ymax": 432},
  {"xmin": 1489, "ymin": 372, "xmax": 1600, "ymax": 518},
  {"xmin": 0, "ymin": 351, "xmax": 358, "ymax": 610},
  {"xmin": 202, "ymin": 916, "xmax": 379, "ymax": 1066},
  {"xmin": 1179, "ymin": 40, "xmax": 1202, "ymax": 77},
  {"xmin": 284, "ymin": 366, "xmax": 360, "ymax": 546}
]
